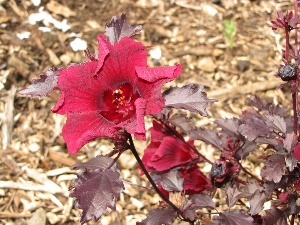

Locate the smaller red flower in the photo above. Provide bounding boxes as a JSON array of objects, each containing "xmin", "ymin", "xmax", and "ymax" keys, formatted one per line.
[
  {"xmin": 181, "ymin": 166, "xmax": 211, "ymax": 194},
  {"xmin": 294, "ymin": 180, "xmax": 300, "ymax": 191},
  {"xmin": 141, "ymin": 121, "xmax": 211, "ymax": 194},
  {"xmin": 278, "ymin": 192, "xmax": 288, "ymax": 204},
  {"xmin": 141, "ymin": 121, "xmax": 198, "ymax": 173},
  {"xmin": 293, "ymin": 145, "xmax": 300, "ymax": 161}
]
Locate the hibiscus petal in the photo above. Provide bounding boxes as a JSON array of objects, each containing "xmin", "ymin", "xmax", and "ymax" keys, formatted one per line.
[
  {"xmin": 53, "ymin": 61, "xmax": 105, "ymax": 114},
  {"xmin": 95, "ymin": 35, "xmax": 110, "ymax": 75},
  {"xmin": 150, "ymin": 121, "xmax": 168, "ymax": 142},
  {"xmin": 181, "ymin": 166, "xmax": 211, "ymax": 194},
  {"xmin": 140, "ymin": 141, "xmax": 160, "ymax": 174},
  {"xmin": 147, "ymin": 136, "xmax": 197, "ymax": 171},
  {"xmin": 52, "ymin": 91, "xmax": 65, "ymax": 112},
  {"xmin": 135, "ymin": 64, "xmax": 182, "ymax": 82},
  {"xmin": 62, "ymin": 112, "xmax": 116, "ymax": 154},
  {"xmin": 134, "ymin": 98, "xmax": 147, "ymax": 140},
  {"xmin": 96, "ymin": 37, "xmax": 147, "ymax": 86}
]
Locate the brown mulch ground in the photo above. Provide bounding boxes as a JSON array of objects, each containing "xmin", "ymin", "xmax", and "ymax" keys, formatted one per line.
[{"xmin": 0, "ymin": 0, "xmax": 294, "ymax": 224}]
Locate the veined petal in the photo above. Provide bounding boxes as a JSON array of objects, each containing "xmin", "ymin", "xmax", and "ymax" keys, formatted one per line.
[
  {"xmin": 62, "ymin": 111, "xmax": 116, "ymax": 154},
  {"xmin": 134, "ymin": 98, "xmax": 147, "ymax": 140},
  {"xmin": 95, "ymin": 35, "xmax": 110, "ymax": 74},
  {"xmin": 181, "ymin": 166, "xmax": 211, "ymax": 194},
  {"xmin": 135, "ymin": 64, "xmax": 182, "ymax": 82},
  {"xmin": 53, "ymin": 61, "xmax": 103, "ymax": 114},
  {"xmin": 147, "ymin": 136, "xmax": 197, "ymax": 171}
]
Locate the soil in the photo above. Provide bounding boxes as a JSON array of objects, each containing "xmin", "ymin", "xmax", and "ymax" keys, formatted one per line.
[{"xmin": 0, "ymin": 0, "xmax": 294, "ymax": 224}]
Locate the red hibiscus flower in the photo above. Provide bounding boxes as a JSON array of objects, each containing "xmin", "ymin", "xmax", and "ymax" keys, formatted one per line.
[
  {"xmin": 181, "ymin": 166, "xmax": 211, "ymax": 194},
  {"xmin": 141, "ymin": 121, "xmax": 198, "ymax": 172},
  {"xmin": 52, "ymin": 35, "xmax": 182, "ymax": 154}
]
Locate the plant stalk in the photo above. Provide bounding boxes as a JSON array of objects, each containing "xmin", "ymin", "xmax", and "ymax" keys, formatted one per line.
[{"xmin": 127, "ymin": 134, "xmax": 191, "ymax": 222}]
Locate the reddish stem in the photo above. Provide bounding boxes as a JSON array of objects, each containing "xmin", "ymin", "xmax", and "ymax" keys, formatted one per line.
[
  {"xmin": 236, "ymin": 160, "xmax": 263, "ymax": 184},
  {"xmin": 292, "ymin": 90, "xmax": 299, "ymax": 134},
  {"xmin": 286, "ymin": 26, "xmax": 290, "ymax": 62},
  {"xmin": 128, "ymin": 134, "xmax": 192, "ymax": 223},
  {"xmin": 294, "ymin": 0, "xmax": 299, "ymax": 58}
]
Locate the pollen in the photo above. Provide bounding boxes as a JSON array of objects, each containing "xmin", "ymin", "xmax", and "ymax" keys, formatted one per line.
[
  {"xmin": 112, "ymin": 89, "xmax": 125, "ymax": 107},
  {"xmin": 101, "ymin": 83, "xmax": 140, "ymax": 124}
]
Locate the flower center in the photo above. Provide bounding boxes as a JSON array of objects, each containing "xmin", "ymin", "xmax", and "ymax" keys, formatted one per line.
[{"xmin": 101, "ymin": 83, "xmax": 140, "ymax": 123}]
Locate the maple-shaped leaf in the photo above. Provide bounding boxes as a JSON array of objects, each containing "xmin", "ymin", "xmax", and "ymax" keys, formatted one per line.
[
  {"xmin": 70, "ymin": 169, "xmax": 124, "ymax": 224},
  {"xmin": 226, "ymin": 186, "xmax": 247, "ymax": 208},
  {"xmin": 19, "ymin": 67, "xmax": 61, "ymax": 99},
  {"xmin": 183, "ymin": 194, "xmax": 215, "ymax": 221},
  {"xmin": 139, "ymin": 208, "xmax": 177, "ymax": 225},
  {"xmin": 163, "ymin": 83, "xmax": 217, "ymax": 116},
  {"xmin": 71, "ymin": 155, "xmax": 115, "ymax": 171},
  {"xmin": 263, "ymin": 113, "xmax": 286, "ymax": 133},
  {"xmin": 247, "ymin": 94, "xmax": 289, "ymax": 117},
  {"xmin": 246, "ymin": 180, "xmax": 263, "ymax": 195},
  {"xmin": 263, "ymin": 207, "xmax": 287, "ymax": 225},
  {"xmin": 169, "ymin": 112, "xmax": 195, "ymax": 134},
  {"xmin": 214, "ymin": 210, "xmax": 255, "ymax": 225},
  {"xmin": 235, "ymin": 140, "xmax": 258, "ymax": 160},
  {"xmin": 188, "ymin": 194, "xmax": 215, "ymax": 209},
  {"xmin": 260, "ymin": 154, "xmax": 285, "ymax": 183},
  {"xmin": 285, "ymin": 153, "xmax": 297, "ymax": 171},
  {"xmin": 247, "ymin": 95, "xmax": 269, "ymax": 111},
  {"xmin": 283, "ymin": 132, "xmax": 297, "ymax": 153},
  {"xmin": 104, "ymin": 13, "xmax": 142, "ymax": 45},
  {"xmin": 215, "ymin": 117, "xmax": 242, "ymax": 138},
  {"xmin": 189, "ymin": 127, "xmax": 223, "ymax": 150},
  {"xmin": 249, "ymin": 189, "xmax": 266, "ymax": 215},
  {"xmin": 238, "ymin": 109, "xmax": 271, "ymax": 141}
]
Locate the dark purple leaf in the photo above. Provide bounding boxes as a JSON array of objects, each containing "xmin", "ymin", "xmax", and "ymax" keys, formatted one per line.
[
  {"xmin": 183, "ymin": 194, "xmax": 215, "ymax": 220},
  {"xmin": 238, "ymin": 109, "xmax": 271, "ymax": 141},
  {"xmin": 247, "ymin": 95, "xmax": 289, "ymax": 116},
  {"xmin": 189, "ymin": 127, "xmax": 223, "ymax": 150},
  {"xmin": 286, "ymin": 153, "xmax": 297, "ymax": 171},
  {"xmin": 264, "ymin": 113, "xmax": 286, "ymax": 133},
  {"xmin": 70, "ymin": 169, "xmax": 124, "ymax": 224},
  {"xmin": 226, "ymin": 186, "xmax": 246, "ymax": 208},
  {"xmin": 283, "ymin": 132, "xmax": 297, "ymax": 153},
  {"xmin": 247, "ymin": 95, "xmax": 269, "ymax": 111},
  {"xmin": 215, "ymin": 117, "xmax": 242, "ymax": 137},
  {"xmin": 246, "ymin": 180, "xmax": 263, "ymax": 194},
  {"xmin": 273, "ymin": 215, "xmax": 288, "ymax": 225},
  {"xmin": 235, "ymin": 140, "xmax": 258, "ymax": 160},
  {"xmin": 105, "ymin": 13, "xmax": 142, "ymax": 45},
  {"xmin": 263, "ymin": 207, "xmax": 287, "ymax": 225},
  {"xmin": 163, "ymin": 83, "xmax": 217, "ymax": 116},
  {"xmin": 189, "ymin": 194, "xmax": 215, "ymax": 209},
  {"xmin": 249, "ymin": 189, "xmax": 266, "ymax": 215},
  {"xmin": 160, "ymin": 170, "xmax": 184, "ymax": 192},
  {"xmin": 71, "ymin": 155, "xmax": 115, "ymax": 171},
  {"xmin": 255, "ymin": 137, "xmax": 280, "ymax": 147},
  {"xmin": 19, "ymin": 67, "xmax": 61, "ymax": 99},
  {"xmin": 153, "ymin": 108, "xmax": 173, "ymax": 121},
  {"xmin": 261, "ymin": 154, "xmax": 285, "ymax": 183},
  {"xmin": 214, "ymin": 210, "xmax": 255, "ymax": 225},
  {"xmin": 139, "ymin": 208, "xmax": 177, "ymax": 225},
  {"xmin": 264, "ymin": 176, "xmax": 290, "ymax": 194},
  {"xmin": 169, "ymin": 113, "xmax": 195, "ymax": 134}
]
